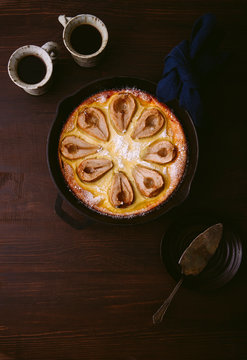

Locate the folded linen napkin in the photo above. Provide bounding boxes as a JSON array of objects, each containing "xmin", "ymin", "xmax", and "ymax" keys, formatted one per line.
[{"xmin": 156, "ymin": 13, "xmax": 228, "ymax": 127}]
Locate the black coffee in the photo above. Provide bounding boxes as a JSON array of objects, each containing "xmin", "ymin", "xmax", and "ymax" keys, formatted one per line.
[
  {"xmin": 70, "ymin": 24, "xmax": 102, "ymax": 55},
  {"xmin": 17, "ymin": 55, "xmax": 47, "ymax": 84}
]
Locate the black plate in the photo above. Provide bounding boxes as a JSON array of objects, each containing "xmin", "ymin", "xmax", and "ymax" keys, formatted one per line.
[
  {"xmin": 47, "ymin": 76, "xmax": 199, "ymax": 225},
  {"xmin": 161, "ymin": 215, "xmax": 243, "ymax": 290}
]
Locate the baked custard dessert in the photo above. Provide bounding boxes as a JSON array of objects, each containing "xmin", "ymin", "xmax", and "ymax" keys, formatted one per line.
[{"xmin": 58, "ymin": 89, "xmax": 187, "ymax": 217}]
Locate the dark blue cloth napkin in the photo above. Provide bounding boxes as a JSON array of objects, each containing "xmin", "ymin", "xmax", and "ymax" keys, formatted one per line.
[{"xmin": 156, "ymin": 14, "xmax": 228, "ymax": 127}]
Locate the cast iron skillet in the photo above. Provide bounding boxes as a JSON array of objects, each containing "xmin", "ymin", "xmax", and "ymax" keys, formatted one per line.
[{"xmin": 47, "ymin": 76, "xmax": 199, "ymax": 225}]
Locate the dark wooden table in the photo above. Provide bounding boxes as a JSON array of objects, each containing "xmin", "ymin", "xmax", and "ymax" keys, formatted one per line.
[{"xmin": 1, "ymin": 1, "xmax": 247, "ymax": 359}]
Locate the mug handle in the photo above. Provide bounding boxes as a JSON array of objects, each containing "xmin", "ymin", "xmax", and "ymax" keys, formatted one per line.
[
  {"xmin": 58, "ymin": 15, "xmax": 73, "ymax": 27},
  {"xmin": 41, "ymin": 41, "xmax": 60, "ymax": 63}
]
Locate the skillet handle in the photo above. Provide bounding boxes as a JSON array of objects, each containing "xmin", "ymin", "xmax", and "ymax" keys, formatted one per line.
[{"xmin": 55, "ymin": 194, "xmax": 92, "ymax": 230}]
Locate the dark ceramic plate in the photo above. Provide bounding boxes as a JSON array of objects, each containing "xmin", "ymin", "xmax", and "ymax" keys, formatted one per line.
[{"xmin": 161, "ymin": 214, "xmax": 243, "ymax": 290}]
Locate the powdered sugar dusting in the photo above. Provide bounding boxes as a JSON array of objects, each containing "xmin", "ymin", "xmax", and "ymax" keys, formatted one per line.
[
  {"xmin": 83, "ymin": 190, "xmax": 103, "ymax": 205},
  {"xmin": 110, "ymin": 133, "xmax": 143, "ymax": 166},
  {"xmin": 92, "ymin": 93, "xmax": 108, "ymax": 103}
]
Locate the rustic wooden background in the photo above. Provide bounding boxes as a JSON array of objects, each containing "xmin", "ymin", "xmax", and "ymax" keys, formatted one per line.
[{"xmin": 0, "ymin": 0, "xmax": 247, "ymax": 359}]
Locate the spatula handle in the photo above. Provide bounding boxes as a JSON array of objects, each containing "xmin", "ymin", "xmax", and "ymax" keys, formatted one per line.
[{"xmin": 152, "ymin": 277, "xmax": 184, "ymax": 324}]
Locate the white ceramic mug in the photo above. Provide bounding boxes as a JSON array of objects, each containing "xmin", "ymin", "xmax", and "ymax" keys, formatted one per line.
[
  {"xmin": 58, "ymin": 14, "xmax": 108, "ymax": 67},
  {"xmin": 8, "ymin": 42, "xmax": 59, "ymax": 95}
]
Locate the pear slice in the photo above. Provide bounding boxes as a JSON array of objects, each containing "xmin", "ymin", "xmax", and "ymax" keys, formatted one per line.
[
  {"xmin": 143, "ymin": 140, "xmax": 176, "ymax": 164},
  {"xmin": 132, "ymin": 165, "xmax": 164, "ymax": 197},
  {"xmin": 109, "ymin": 172, "xmax": 134, "ymax": 208},
  {"xmin": 132, "ymin": 108, "xmax": 165, "ymax": 139},
  {"xmin": 109, "ymin": 93, "xmax": 136, "ymax": 132},
  {"xmin": 77, "ymin": 158, "xmax": 113, "ymax": 182},
  {"xmin": 60, "ymin": 136, "xmax": 101, "ymax": 160},
  {"xmin": 78, "ymin": 107, "xmax": 109, "ymax": 141}
]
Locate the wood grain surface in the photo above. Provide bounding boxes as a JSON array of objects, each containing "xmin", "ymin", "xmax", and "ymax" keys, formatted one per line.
[{"xmin": 0, "ymin": 1, "xmax": 247, "ymax": 359}]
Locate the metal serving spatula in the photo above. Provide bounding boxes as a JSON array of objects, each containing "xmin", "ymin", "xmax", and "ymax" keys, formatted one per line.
[{"xmin": 152, "ymin": 223, "xmax": 223, "ymax": 324}]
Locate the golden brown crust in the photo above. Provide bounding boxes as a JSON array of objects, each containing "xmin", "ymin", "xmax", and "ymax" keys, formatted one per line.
[{"xmin": 58, "ymin": 89, "xmax": 187, "ymax": 217}]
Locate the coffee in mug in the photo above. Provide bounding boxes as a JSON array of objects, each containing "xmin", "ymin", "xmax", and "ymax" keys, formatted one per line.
[
  {"xmin": 70, "ymin": 24, "xmax": 102, "ymax": 55},
  {"xmin": 8, "ymin": 42, "xmax": 59, "ymax": 95},
  {"xmin": 17, "ymin": 55, "xmax": 47, "ymax": 84},
  {"xmin": 58, "ymin": 14, "xmax": 108, "ymax": 68}
]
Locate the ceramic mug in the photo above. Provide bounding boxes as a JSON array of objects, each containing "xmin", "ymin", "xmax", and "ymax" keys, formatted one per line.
[
  {"xmin": 58, "ymin": 14, "xmax": 108, "ymax": 67},
  {"xmin": 8, "ymin": 42, "xmax": 59, "ymax": 95}
]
